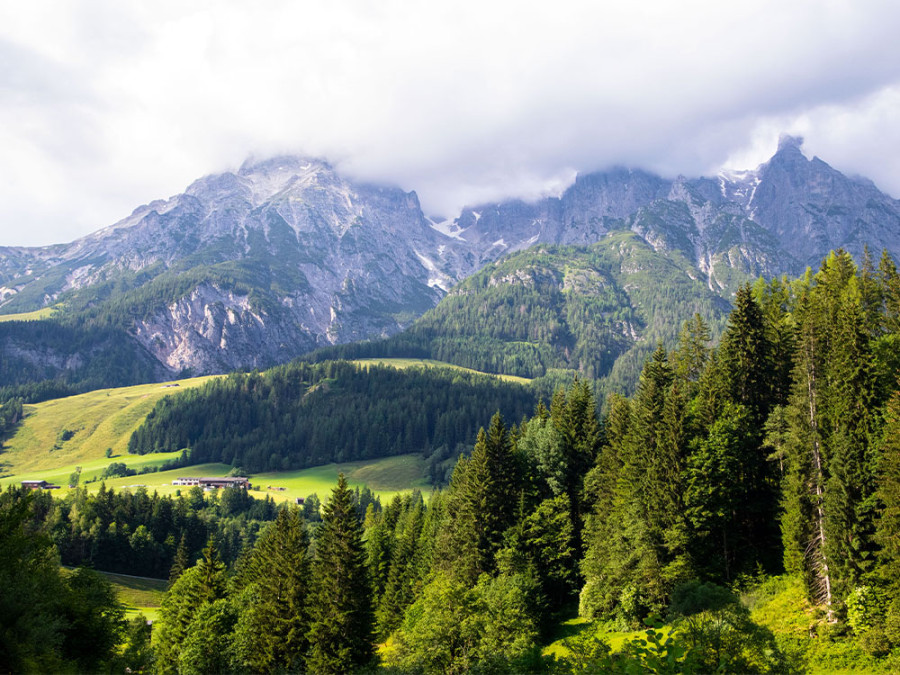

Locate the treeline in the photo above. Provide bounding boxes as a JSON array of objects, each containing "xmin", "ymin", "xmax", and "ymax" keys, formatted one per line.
[
  {"xmin": 19, "ymin": 484, "xmax": 278, "ymax": 578},
  {"xmin": 0, "ymin": 489, "xmax": 137, "ymax": 672},
  {"xmin": 0, "ymin": 397, "xmax": 22, "ymax": 439},
  {"xmin": 149, "ymin": 382, "xmax": 795, "ymax": 673},
  {"xmin": 128, "ymin": 360, "xmax": 538, "ymax": 472},
  {"xmin": 147, "ymin": 383, "xmax": 609, "ymax": 674},
  {"xmin": 580, "ymin": 249, "xmax": 900, "ymax": 656},
  {"xmin": 306, "ymin": 235, "xmax": 729, "ymax": 393},
  {"xmin": 0, "ymin": 481, "xmax": 379, "ymax": 672},
  {"xmin": 0, "ymin": 319, "xmax": 163, "ymax": 404}
]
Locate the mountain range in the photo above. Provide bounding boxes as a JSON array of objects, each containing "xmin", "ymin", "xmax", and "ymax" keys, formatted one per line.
[{"xmin": 1, "ymin": 136, "xmax": 898, "ymax": 389}]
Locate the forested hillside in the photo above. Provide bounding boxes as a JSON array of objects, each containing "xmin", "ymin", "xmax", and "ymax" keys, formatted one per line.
[
  {"xmin": 308, "ymin": 232, "xmax": 731, "ymax": 395},
  {"xmin": 0, "ymin": 319, "xmax": 166, "ymax": 404},
  {"xmin": 128, "ymin": 361, "xmax": 538, "ymax": 474},
  {"xmin": 6, "ymin": 248, "xmax": 900, "ymax": 673},
  {"xmin": 142, "ymin": 248, "xmax": 900, "ymax": 672}
]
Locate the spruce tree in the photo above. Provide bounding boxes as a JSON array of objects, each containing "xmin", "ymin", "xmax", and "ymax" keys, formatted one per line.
[
  {"xmin": 552, "ymin": 379, "xmax": 602, "ymax": 557},
  {"xmin": 718, "ymin": 283, "xmax": 774, "ymax": 428},
  {"xmin": 878, "ymin": 249, "xmax": 900, "ymax": 334},
  {"xmin": 376, "ymin": 494, "xmax": 425, "ymax": 637},
  {"xmin": 581, "ymin": 346, "xmax": 687, "ymax": 617},
  {"xmin": 779, "ymin": 253, "xmax": 878, "ymax": 614},
  {"xmin": 232, "ymin": 507, "xmax": 311, "ymax": 672},
  {"xmin": 168, "ymin": 533, "xmax": 190, "ymax": 587},
  {"xmin": 876, "ymin": 392, "xmax": 900, "ymax": 602},
  {"xmin": 672, "ymin": 313, "xmax": 711, "ymax": 391},
  {"xmin": 781, "ymin": 286, "xmax": 834, "ymax": 612},
  {"xmin": 307, "ymin": 474, "xmax": 375, "ymax": 674},
  {"xmin": 822, "ymin": 283, "xmax": 879, "ymax": 597},
  {"xmin": 443, "ymin": 412, "xmax": 519, "ymax": 582}
]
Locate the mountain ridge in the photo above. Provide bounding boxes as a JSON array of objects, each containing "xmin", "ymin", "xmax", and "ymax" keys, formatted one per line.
[{"xmin": 1, "ymin": 139, "xmax": 898, "ymax": 388}]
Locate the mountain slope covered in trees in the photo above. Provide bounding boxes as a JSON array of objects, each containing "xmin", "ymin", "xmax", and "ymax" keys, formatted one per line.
[
  {"xmin": 2, "ymin": 139, "xmax": 899, "ymax": 394},
  {"xmin": 310, "ymin": 232, "xmax": 731, "ymax": 394},
  {"xmin": 128, "ymin": 361, "xmax": 538, "ymax": 475},
  {"xmin": 7, "ymin": 249, "xmax": 900, "ymax": 672}
]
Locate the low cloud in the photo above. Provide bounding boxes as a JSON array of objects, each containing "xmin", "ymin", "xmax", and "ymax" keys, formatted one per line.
[{"xmin": 2, "ymin": 0, "xmax": 900, "ymax": 245}]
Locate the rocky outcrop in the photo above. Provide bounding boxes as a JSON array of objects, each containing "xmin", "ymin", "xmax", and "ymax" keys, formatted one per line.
[{"xmin": 1, "ymin": 140, "xmax": 898, "ymax": 379}]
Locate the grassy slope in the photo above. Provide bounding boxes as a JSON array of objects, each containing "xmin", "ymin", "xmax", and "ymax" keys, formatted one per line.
[
  {"xmin": 61, "ymin": 568, "xmax": 167, "ymax": 622},
  {"xmin": 0, "ymin": 376, "xmax": 218, "ymax": 478},
  {"xmin": 745, "ymin": 575, "xmax": 899, "ymax": 674},
  {"xmin": 15, "ymin": 454, "xmax": 430, "ymax": 504},
  {"xmin": 102, "ymin": 571, "xmax": 167, "ymax": 622},
  {"xmin": 0, "ymin": 372, "xmax": 431, "ymax": 502},
  {"xmin": 0, "ymin": 450, "xmax": 184, "ymax": 490},
  {"xmin": 0, "ymin": 306, "xmax": 57, "ymax": 322},
  {"xmin": 543, "ymin": 575, "xmax": 900, "ymax": 673},
  {"xmin": 542, "ymin": 615, "xmax": 667, "ymax": 660},
  {"xmin": 350, "ymin": 357, "xmax": 533, "ymax": 385}
]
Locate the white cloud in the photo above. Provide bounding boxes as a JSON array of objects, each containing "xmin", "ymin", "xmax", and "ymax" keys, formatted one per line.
[{"xmin": 1, "ymin": 0, "xmax": 900, "ymax": 245}]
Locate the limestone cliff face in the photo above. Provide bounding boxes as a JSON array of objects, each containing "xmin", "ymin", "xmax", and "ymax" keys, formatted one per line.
[
  {"xmin": 451, "ymin": 137, "xmax": 900, "ymax": 294},
  {"xmin": 1, "ymin": 140, "xmax": 898, "ymax": 380},
  {"xmin": 0, "ymin": 157, "xmax": 476, "ymax": 375}
]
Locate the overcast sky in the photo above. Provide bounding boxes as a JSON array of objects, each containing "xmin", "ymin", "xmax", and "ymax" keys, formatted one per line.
[{"xmin": 2, "ymin": 1, "xmax": 900, "ymax": 246}]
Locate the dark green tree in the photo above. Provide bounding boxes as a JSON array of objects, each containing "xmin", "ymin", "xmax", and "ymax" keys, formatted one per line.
[
  {"xmin": 307, "ymin": 474, "xmax": 375, "ymax": 674},
  {"xmin": 441, "ymin": 412, "xmax": 519, "ymax": 581},
  {"xmin": 168, "ymin": 533, "xmax": 191, "ymax": 587},
  {"xmin": 153, "ymin": 543, "xmax": 228, "ymax": 673},
  {"xmin": 232, "ymin": 507, "xmax": 312, "ymax": 672},
  {"xmin": 581, "ymin": 345, "xmax": 690, "ymax": 618},
  {"xmin": 672, "ymin": 313, "xmax": 711, "ymax": 391}
]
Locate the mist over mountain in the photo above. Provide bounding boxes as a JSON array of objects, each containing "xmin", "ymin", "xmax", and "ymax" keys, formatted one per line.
[{"xmin": 1, "ymin": 138, "xmax": 898, "ymax": 386}]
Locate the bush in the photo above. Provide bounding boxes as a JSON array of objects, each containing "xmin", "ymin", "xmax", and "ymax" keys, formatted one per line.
[
  {"xmin": 846, "ymin": 586, "xmax": 886, "ymax": 635},
  {"xmin": 668, "ymin": 580, "xmax": 738, "ymax": 619}
]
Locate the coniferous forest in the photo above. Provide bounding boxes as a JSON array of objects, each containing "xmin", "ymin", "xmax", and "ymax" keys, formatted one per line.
[
  {"xmin": 5, "ymin": 249, "xmax": 900, "ymax": 672},
  {"xmin": 127, "ymin": 361, "xmax": 539, "ymax": 473}
]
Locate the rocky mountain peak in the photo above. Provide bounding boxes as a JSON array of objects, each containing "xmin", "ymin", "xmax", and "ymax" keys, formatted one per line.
[
  {"xmin": 3, "ymin": 141, "xmax": 900, "ymax": 383},
  {"xmin": 776, "ymin": 133, "xmax": 805, "ymax": 153}
]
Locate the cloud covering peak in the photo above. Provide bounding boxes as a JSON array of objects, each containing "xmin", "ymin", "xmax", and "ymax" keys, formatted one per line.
[{"xmin": 2, "ymin": 0, "xmax": 900, "ymax": 245}]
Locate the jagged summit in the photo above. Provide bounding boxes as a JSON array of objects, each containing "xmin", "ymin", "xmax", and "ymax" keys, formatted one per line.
[
  {"xmin": 2, "ymin": 140, "xmax": 899, "ymax": 381},
  {"xmin": 777, "ymin": 134, "xmax": 805, "ymax": 152}
]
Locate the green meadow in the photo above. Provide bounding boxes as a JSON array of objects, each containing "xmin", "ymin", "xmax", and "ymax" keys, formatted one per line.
[
  {"xmin": 1, "ymin": 371, "xmax": 432, "ymax": 504},
  {"xmin": 540, "ymin": 575, "xmax": 899, "ymax": 674},
  {"xmin": 102, "ymin": 571, "xmax": 167, "ymax": 623},
  {"xmin": 350, "ymin": 357, "xmax": 533, "ymax": 385},
  {"xmin": 0, "ymin": 450, "xmax": 184, "ymax": 490},
  {"xmin": 0, "ymin": 306, "xmax": 58, "ymax": 322},
  {"xmin": 0, "ymin": 376, "xmax": 218, "ymax": 478},
  {"xmin": 53, "ymin": 454, "xmax": 430, "ymax": 504},
  {"xmin": 61, "ymin": 568, "xmax": 167, "ymax": 622}
]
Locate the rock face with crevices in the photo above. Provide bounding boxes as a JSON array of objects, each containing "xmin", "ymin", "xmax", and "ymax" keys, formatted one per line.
[
  {"xmin": 0, "ymin": 157, "xmax": 477, "ymax": 376},
  {"xmin": 1, "ymin": 138, "xmax": 899, "ymax": 382},
  {"xmin": 454, "ymin": 136, "xmax": 900, "ymax": 293}
]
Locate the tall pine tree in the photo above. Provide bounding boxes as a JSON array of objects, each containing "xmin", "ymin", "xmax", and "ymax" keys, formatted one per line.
[
  {"xmin": 232, "ymin": 507, "xmax": 311, "ymax": 672},
  {"xmin": 307, "ymin": 474, "xmax": 375, "ymax": 674}
]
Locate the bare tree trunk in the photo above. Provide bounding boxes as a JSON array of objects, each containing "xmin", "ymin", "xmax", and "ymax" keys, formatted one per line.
[{"xmin": 805, "ymin": 335, "xmax": 834, "ymax": 621}]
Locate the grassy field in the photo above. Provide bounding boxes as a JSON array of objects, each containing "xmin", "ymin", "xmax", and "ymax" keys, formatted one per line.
[
  {"xmin": 351, "ymin": 357, "xmax": 533, "ymax": 385},
  {"xmin": 19, "ymin": 454, "xmax": 431, "ymax": 504},
  {"xmin": 542, "ymin": 576, "xmax": 900, "ymax": 673},
  {"xmin": 252, "ymin": 453, "xmax": 431, "ymax": 502},
  {"xmin": 61, "ymin": 568, "xmax": 167, "ymax": 622},
  {"xmin": 745, "ymin": 575, "xmax": 900, "ymax": 674},
  {"xmin": 542, "ymin": 614, "xmax": 664, "ymax": 660},
  {"xmin": 0, "ymin": 375, "xmax": 218, "ymax": 479},
  {"xmin": 102, "ymin": 571, "xmax": 167, "ymax": 622},
  {"xmin": 0, "ymin": 306, "xmax": 57, "ymax": 322},
  {"xmin": 0, "ymin": 368, "xmax": 431, "ymax": 504},
  {"xmin": 0, "ymin": 450, "xmax": 184, "ymax": 490}
]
